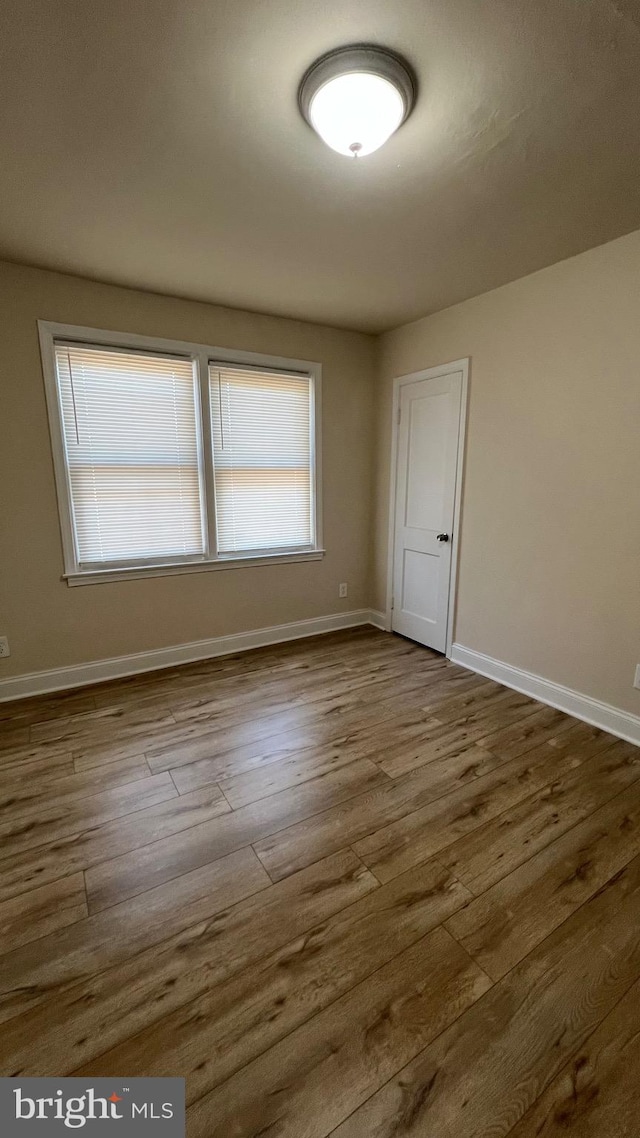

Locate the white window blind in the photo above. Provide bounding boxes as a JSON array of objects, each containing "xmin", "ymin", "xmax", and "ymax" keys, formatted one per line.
[
  {"xmin": 54, "ymin": 344, "xmax": 205, "ymax": 567},
  {"xmin": 209, "ymin": 364, "xmax": 314, "ymax": 555}
]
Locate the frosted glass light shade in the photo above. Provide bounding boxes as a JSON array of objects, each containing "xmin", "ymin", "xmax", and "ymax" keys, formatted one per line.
[
  {"xmin": 309, "ymin": 72, "xmax": 405, "ymax": 157},
  {"xmin": 299, "ymin": 45, "xmax": 416, "ymax": 159}
]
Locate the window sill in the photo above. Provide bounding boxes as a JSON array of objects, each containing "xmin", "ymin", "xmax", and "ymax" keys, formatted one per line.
[{"xmin": 64, "ymin": 550, "xmax": 326, "ymax": 586}]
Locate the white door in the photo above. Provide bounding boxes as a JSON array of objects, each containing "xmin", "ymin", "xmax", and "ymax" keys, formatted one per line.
[{"xmin": 392, "ymin": 369, "xmax": 464, "ymax": 652}]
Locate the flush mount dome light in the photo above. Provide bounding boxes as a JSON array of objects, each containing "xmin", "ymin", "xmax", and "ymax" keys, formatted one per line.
[{"xmin": 299, "ymin": 44, "xmax": 416, "ymax": 158}]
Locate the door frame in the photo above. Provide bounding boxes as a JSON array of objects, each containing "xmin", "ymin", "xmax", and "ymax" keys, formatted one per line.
[{"xmin": 384, "ymin": 357, "xmax": 470, "ymax": 658}]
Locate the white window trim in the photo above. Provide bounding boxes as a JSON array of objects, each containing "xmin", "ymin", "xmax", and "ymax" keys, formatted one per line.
[{"xmin": 38, "ymin": 321, "xmax": 324, "ymax": 586}]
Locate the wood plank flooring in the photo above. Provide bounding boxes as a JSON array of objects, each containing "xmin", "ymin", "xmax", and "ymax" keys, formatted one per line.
[{"xmin": 0, "ymin": 625, "xmax": 638, "ymax": 1136}]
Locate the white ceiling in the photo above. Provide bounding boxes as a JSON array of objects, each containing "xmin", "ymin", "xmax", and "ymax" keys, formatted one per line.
[{"xmin": 1, "ymin": 0, "xmax": 639, "ymax": 332}]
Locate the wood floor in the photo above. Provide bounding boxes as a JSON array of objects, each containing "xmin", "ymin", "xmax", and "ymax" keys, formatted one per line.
[{"xmin": 1, "ymin": 626, "xmax": 639, "ymax": 1136}]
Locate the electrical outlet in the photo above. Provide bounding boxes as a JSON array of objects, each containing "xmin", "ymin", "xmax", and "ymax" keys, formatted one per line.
[
  {"xmin": 339, "ymin": 583, "xmax": 348, "ymax": 599},
  {"xmin": 634, "ymin": 664, "xmax": 640, "ymax": 690},
  {"xmin": 0, "ymin": 636, "xmax": 10, "ymax": 658}
]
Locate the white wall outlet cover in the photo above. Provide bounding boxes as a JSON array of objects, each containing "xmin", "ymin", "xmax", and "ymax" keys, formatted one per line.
[
  {"xmin": 339, "ymin": 583, "xmax": 348, "ymax": 598},
  {"xmin": 0, "ymin": 637, "xmax": 10, "ymax": 658},
  {"xmin": 634, "ymin": 664, "xmax": 640, "ymax": 690}
]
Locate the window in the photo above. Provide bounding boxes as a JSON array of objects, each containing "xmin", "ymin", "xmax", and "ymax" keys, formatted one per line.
[
  {"xmin": 54, "ymin": 345, "xmax": 205, "ymax": 568},
  {"xmin": 210, "ymin": 364, "xmax": 314, "ymax": 555},
  {"xmin": 40, "ymin": 324, "xmax": 322, "ymax": 583}
]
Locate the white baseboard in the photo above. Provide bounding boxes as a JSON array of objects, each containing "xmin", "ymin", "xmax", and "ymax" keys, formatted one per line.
[
  {"xmin": 367, "ymin": 609, "xmax": 388, "ymax": 631},
  {"xmin": 0, "ymin": 610, "xmax": 383, "ymax": 703},
  {"xmin": 450, "ymin": 643, "xmax": 640, "ymax": 748}
]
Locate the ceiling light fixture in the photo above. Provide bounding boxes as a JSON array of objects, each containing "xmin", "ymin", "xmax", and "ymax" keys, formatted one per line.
[{"xmin": 299, "ymin": 44, "xmax": 416, "ymax": 159}]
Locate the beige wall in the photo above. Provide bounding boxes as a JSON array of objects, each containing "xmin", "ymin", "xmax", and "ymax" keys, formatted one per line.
[
  {"xmin": 376, "ymin": 229, "xmax": 640, "ymax": 715},
  {"xmin": 0, "ymin": 261, "xmax": 375, "ymax": 677}
]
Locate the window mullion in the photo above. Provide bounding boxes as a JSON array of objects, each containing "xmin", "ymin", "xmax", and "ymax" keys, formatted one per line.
[{"xmin": 196, "ymin": 350, "xmax": 218, "ymax": 561}]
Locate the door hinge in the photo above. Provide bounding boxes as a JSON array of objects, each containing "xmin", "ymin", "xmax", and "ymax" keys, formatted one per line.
[
  {"xmin": 397, "ymin": 406, "xmax": 401, "ymax": 425},
  {"xmin": 391, "ymin": 596, "xmax": 395, "ymax": 610}
]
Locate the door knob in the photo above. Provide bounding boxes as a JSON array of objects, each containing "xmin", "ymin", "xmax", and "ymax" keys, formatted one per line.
[{"xmin": 436, "ymin": 533, "xmax": 449, "ymax": 542}]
